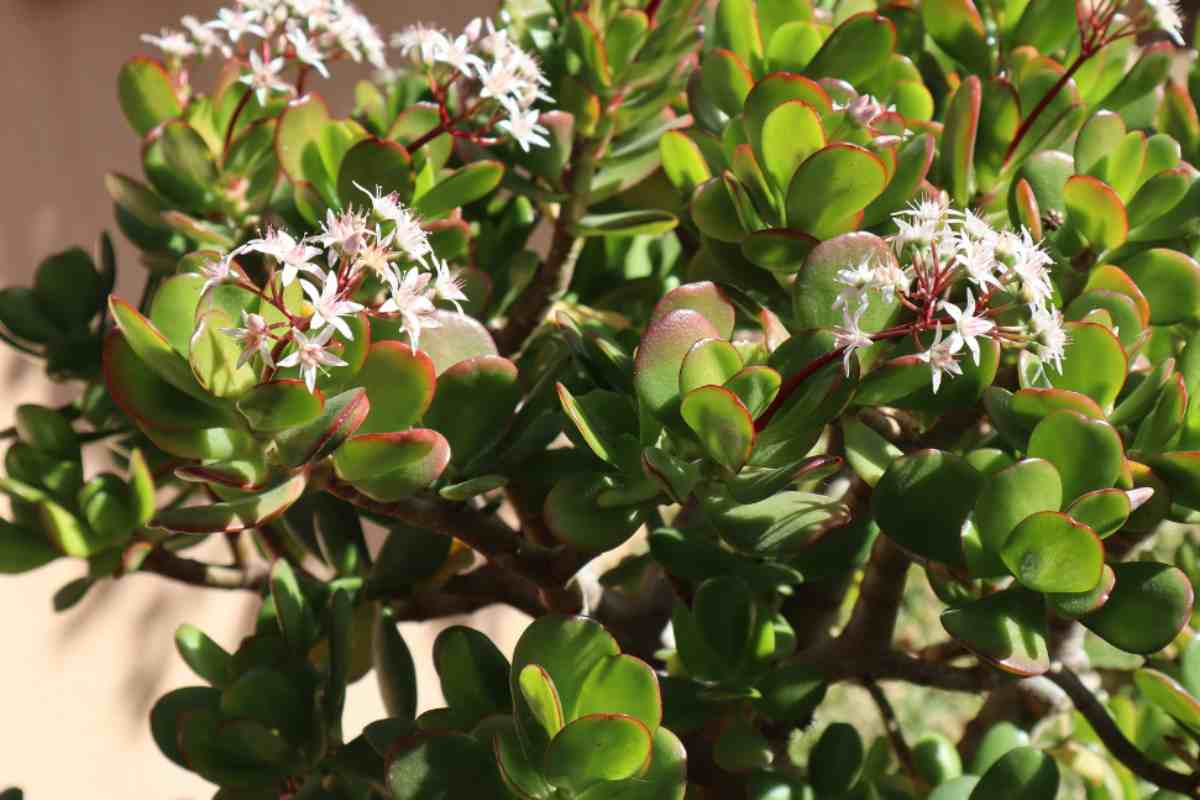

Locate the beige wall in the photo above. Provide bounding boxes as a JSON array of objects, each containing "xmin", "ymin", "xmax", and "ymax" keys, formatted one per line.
[{"xmin": 0, "ymin": 2, "xmax": 510, "ymax": 797}]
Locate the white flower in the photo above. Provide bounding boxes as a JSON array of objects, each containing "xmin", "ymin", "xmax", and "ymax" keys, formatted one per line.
[
  {"xmin": 431, "ymin": 258, "xmax": 469, "ymax": 313},
  {"xmin": 477, "ymin": 59, "xmax": 524, "ymax": 103},
  {"xmin": 873, "ymin": 262, "xmax": 912, "ymax": 305},
  {"xmin": 918, "ymin": 323, "xmax": 964, "ymax": 394},
  {"xmin": 353, "ymin": 227, "xmax": 397, "ymax": 279},
  {"xmin": 302, "ymin": 271, "xmax": 364, "ymax": 340},
  {"xmin": 435, "ymin": 32, "xmax": 485, "ymax": 74},
  {"xmin": 893, "ymin": 194, "xmax": 952, "ymax": 252},
  {"xmin": 355, "ymin": 182, "xmax": 406, "ymax": 222},
  {"xmin": 141, "ymin": 28, "xmax": 197, "ymax": 59},
  {"xmin": 380, "ymin": 267, "xmax": 440, "ymax": 349},
  {"xmin": 386, "ymin": 208, "xmax": 432, "ymax": 265},
  {"xmin": 1029, "ymin": 304, "xmax": 1069, "ymax": 374},
  {"xmin": 942, "ymin": 291, "xmax": 995, "ymax": 365},
  {"xmin": 954, "ymin": 235, "xmax": 1004, "ymax": 292},
  {"xmin": 287, "ymin": 26, "xmax": 331, "ymax": 78},
  {"xmin": 841, "ymin": 93, "xmax": 891, "ymax": 127},
  {"xmin": 1150, "ymin": 0, "xmax": 1185, "ymax": 42},
  {"xmin": 239, "ymin": 50, "xmax": 292, "ymax": 106},
  {"xmin": 832, "ymin": 305, "xmax": 874, "ymax": 376},
  {"xmin": 834, "ymin": 259, "xmax": 877, "ymax": 312},
  {"xmin": 278, "ymin": 327, "xmax": 347, "ymax": 392},
  {"xmin": 393, "ymin": 23, "xmax": 447, "ymax": 63},
  {"xmin": 314, "ymin": 209, "xmax": 372, "ymax": 258},
  {"xmin": 1002, "ymin": 229, "xmax": 1055, "ymax": 306},
  {"xmin": 182, "ymin": 15, "xmax": 232, "ymax": 58},
  {"xmin": 220, "ymin": 311, "xmax": 275, "ymax": 368},
  {"xmin": 1126, "ymin": 487, "xmax": 1156, "ymax": 511},
  {"xmin": 199, "ymin": 253, "xmax": 238, "ymax": 294},
  {"xmin": 242, "ymin": 228, "xmax": 322, "ymax": 286},
  {"xmin": 498, "ymin": 102, "xmax": 551, "ymax": 151},
  {"xmin": 210, "ymin": 7, "xmax": 267, "ymax": 44}
]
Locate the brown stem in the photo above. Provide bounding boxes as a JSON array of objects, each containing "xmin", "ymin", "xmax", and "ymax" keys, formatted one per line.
[
  {"xmin": 141, "ymin": 548, "xmax": 266, "ymax": 591},
  {"xmin": 496, "ymin": 124, "xmax": 613, "ymax": 354},
  {"xmin": 837, "ymin": 535, "xmax": 910, "ymax": 656},
  {"xmin": 325, "ymin": 482, "xmax": 584, "ymax": 611},
  {"xmin": 866, "ymin": 680, "xmax": 925, "ymax": 791},
  {"xmin": 1001, "ymin": 51, "xmax": 1090, "ymax": 167},
  {"xmin": 1047, "ymin": 666, "xmax": 1200, "ymax": 796},
  {"xmin": 222, "ymin": 88, "xmax": 254, "ymax": 163},
  {"xmin": 388, "ymin": 563, "xmax": 546, "ymax": 620}
]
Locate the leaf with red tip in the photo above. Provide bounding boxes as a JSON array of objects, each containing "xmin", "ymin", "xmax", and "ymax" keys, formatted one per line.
[{"xmin": 151, "ymin": 474, "xmax": 306, "ymax": 534}]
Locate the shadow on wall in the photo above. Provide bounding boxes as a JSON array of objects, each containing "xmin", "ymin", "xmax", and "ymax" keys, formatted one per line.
[{"xmin": 0, "ymin": 1, "xmax": 509, "ymax": 798}]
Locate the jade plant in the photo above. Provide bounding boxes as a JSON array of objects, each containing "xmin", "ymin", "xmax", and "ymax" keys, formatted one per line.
[{"xmin": 10, "ymin": 0, "xmax": 1200, "ymax": 797}]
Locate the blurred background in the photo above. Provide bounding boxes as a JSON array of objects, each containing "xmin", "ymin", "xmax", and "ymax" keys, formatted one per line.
[{"xmin": 4, "ymin": 0, "xmax": 1200, "ymax": 797}]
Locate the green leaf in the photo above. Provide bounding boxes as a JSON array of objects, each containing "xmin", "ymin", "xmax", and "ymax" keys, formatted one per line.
[
  {"xmin": 573, "ymin": 210, "xmax": 679, "ymax": 237},
  {"xmin": 335, "ymin": 137, "xmax": 413, "ymax": 210},
  {"xmin": 1027, "ymin": 410, "xmax": 1123, "ymax": 503},
  {"xmin": 999, "ymin": 511, "xmax": 1104, "ymax": 593},
  {"xmin": 1081, "ymin": 561, "xmax": 1193, "ymax": 654},
  {"xmin": 741, "ymin": 228, "xmax": 818, "ymax": 275},
  {"xmin": 701, "ymin": 48, "xmax": 754, "ymax": 116},
  {"xmin": 118, "ymin": 57, "xmax": 182, "ymax": 136},
  {"xmin": 433, "ymin": 626, "xmax": 511, "ymax": 725},
  {"xmin": 276, "ymin": 388, "xmax": 370, "ymax": 468},
  {"xmin": 34, "ymin": 249, "xmax": 103, "ymax": 331},
  {"xmin": 518, "ymin": 664, "xmax": 566, "ymax": 741},
  {"xmin": 1122, "ymin": 248, "xmax": 1200, "ymax": 325},
  {"xmin": 566, "ymin": 12, "xmax": 613, "ymax": 90},
  {"xmin": 941, "ymin": 76, "xmax": 982, "ymax": 207},
  {"xmin": 973, "ymin": 458, "xmax": 1062, "ymax": 566},
  {"xmin": 969, "ymin": 722, "xmax": 1030, "ymax": 775},
  {"xmin": 269, "ymin": 559, "xmax": 316, "ymax": 655},
  {"xmin": 108, "ymin": 297, "xmax": 213, "ymax": 400},
  {"xmin": 414, "ymin": 161, "xmax": 505, "ymax": 219},
  {"xmin": 681, "ymin": 385, "xmax": 755, "ymax": 471},
  {"xmin": 151, "ymin": 474, "xmax": 306, "ymax": 534},
  {"xmin": 793, "ymin": 232, "xmax": 898, "ymax": 331},
  {"xmin": 760, "ymin": 100, "xmax": 825, "ymax": 192},
  {"xmin": 679, "ymin": 338, "xmax": 742, "ymax": 395},
  {"xmin": 941, "ymin": 587, "xmax": 1049, "ymax": 676},
  {"xmin": 175, "ymin": 623, "xmax": 233, "ymax": 688},
  {"xmin": 557, "ymin": 385, "xmax": 639, "ymax": 468},
  {"xmin": 374, "ymin": 606, "xmax": 418, "ymax": 721},
  {"xmin": 660, "ymin": 131, "xmax": 712, "ymax": 194},
  {"xmin": 237, "ymin": 380, "xmax": 324, "ymax": 433},
  {"xmin": 842, "ymin": 416, "xmax": 902, "ymax": 487},
  {"xmin": 874, "ymin": 450, "xmax": 984, "ymax": 567},
  {"xmin": 863, "ymin": 133, "xmax": 936, "ymax": 227},
  {"xmin": 1047, "ymin": 563, "xmax": 1115, "ymax": 618},
  {"xmin": 189, "ymin": 309, "xmax": 257, "ymax": 398},
  {"xmin": 804, "ymin": 12, "xmax": 895, "ymax": 86},
  {"xmin": 786, "ymin": 144, "xmax": 887, "ymax": 238},
  {"xmin": 0, "ymin": 520, "xmax": 57, "ymax": 574},
  {"xmin": 635, "ymin": 309, "xmax": 722, "ymax": 423},
  {"xmin": 724, "ymin": 366, "xmax": 781, "ymax": 418},
  {"xmin": 714, "ymin": 0, "xmax": 764, "ymax": 73},
  {"xmin": 969, "ymin": 747, "xmax": 1059, "ymax": 800},
  {"xmin": 922, "ymin": 0, "xmax": 989, "ymax": 74},
  {"xmin": 649, "ymin": 281, "xmax": 736, "ymax": 340},
  {"xmin": 387, "ymin": 732, "xmax": 508, "ymax": 800},
  {"xmin": 1064, "ymin": 489, "xmax": 1130, "ymax": 539},
  {"xmin": 708, "ymin": 490, "xmax": 848, "ymax": 556},
  {"xmin": 150, "ymin": 686, "xmax": 221, "ymax": 767},
  {"xmin": 543, "ymin": 714, "xmax": 653, "ymax": 794},
  {"xmin": 410, "ymin": 310, "xmax": 498, "ymax": 375},
  {"xmin": 1135, "ymin": 668, "xmax": 1200, "ymax": 734},
  {"xmin": 275, "ymin": 94, "xmax": 366, "ymax": 204},
  {"xmin": 1063, "ymin": 175, "xmax": 1127, "ymax": 252},
  {"xmin": 809, "ymin": 723, "xmax": 864, "ymax": 796},
  {"xmin": 544, "ymin": 473, "xmax": 644, "ymax": 552},
  {"xmin": 423, "ymin": 355, "xmax": 520, "ymax": 467},
  {"xmin": 333, "ymin": 431, "xmax": 447, "ymax": 483}
]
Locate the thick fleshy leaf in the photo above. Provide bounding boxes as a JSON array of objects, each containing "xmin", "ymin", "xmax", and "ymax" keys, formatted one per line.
[
  {"xmin": 433, "ymin": 626, "xmax": 511, "ymax": 725},
  {"xmin": 862, "ymin": 132, "xmax": 936, "ymax": 227},
  {"xmin": 1122, "ymin": 248, "xmax": 1200, "ymax": 325},
  {"xmin": 842, "ymin": 416, "xmax": 902, "ymax": 487},
  {"xmin": 1047, "ymin": 563, "xmax": 1115, "ymax": 618},
  {"xmin": 724, "ymin": 366, "xmax": 781, "ymax": 418},
  {"xmin": 1065, "ymin": 489, "xmax": 1130, "ymax": 539},
  {"xmin": 681, "ymin": 385, "xmax": 754, "ymax": 471},
  {"xmin": 1047, "ymin": 322, "xmax": 1126, "ymax": 410},
  {"xmin": 574, "ymin": 652, "xmax": 662, "ymax": 732},
  {"xmin": 874, "ymin": 450, "xmax": 984, "ymax": 566},
  {"xmin": 518, "ymin": 664, "xmax": 566, "ymax": 743},
  {"xmin": 237, "ymin": 380, "xmax": 324, "ymax": 432},
  {"xmin": 804, "ymin": 12, "xmax": 895, "ymax": 87},
  {"xmin": 544, "ymin": 473, "xmax": 644, "ymax": 553},
  {"xmin": 690, "ymin": 175, "xmax": 746, "ymax": 242},
  {"xmin": 151, "ymin": 474, "xmax": 306, "ymax": 534},
  {"xmin": 415, "ymin": 161, "xmax": 505, "ymax": 219},
  {"xmin": 679, "ymin": 338, "xmax": 742, "ymax": 394},
  {"xmin": 809, "ymin": 723, "xmax": 864, "ymax": 797},
  {"xmin": 922, "ymin": 0, "xmax": 989, "ymax": 74},
  {"xmin": 556, "ymin": 385, "xmax": 639, "ymax": 469},
  {"xmin": 405, "ymin": 310, "xmax": 497, "ymax": 375},
  {"xmin": 786, "ymin": 144, "xmax": 887, "ymax": 238},
  {"xmin": 189, "ymin": 309, "xmax": 257, "ymax": 398},
  {"xmin": 118, "ymin": 58, "xmax": 182, "ymax": 136},
  {"xmin": 355, "ymin": 342, "xmax": 436, "ymax": 434},
  {"xmin": 969, "ymin": 747, "xmax": 1059, "ymax": 800},
  {"xmin": 708, "ymin": 490, "xmax": 848, "ymax": 556},
  {"xmin": 333, "ymin": 430, "xmax": 446, "ymax": 482},
  {"xmin": 175, "ymin": 623, "xmax": 233, "ymax": 688},
  {"xmin": 1144, "ymin": 451, "xmax": 1200, "ymax": 509},
  {"xmin": 335, "ymin": 137, "xmax": 413, "ymax": 210},
  {"xmin": 659, "ymin": 131, "xmax": 712, "ymax": 194},
  {"xmin": 275, "ymin": 94, "xmax": 366, "ymax": 204},
  {"xmin": 574, "ymin": 210, "xmax": 678, "ymax": 237},
  {"xmin": 1027, "ymin": 410, "xmax": 1123, "ymax": 503},
  {"xmin": 973, "ymin": 458, "xmax": 1062, "ymax": 563},
  {"xmin": 793, "ymin": 232, "xmax": 898, "ymax": 331},
  {"xmin": 0, "ymin": 520, "xmax": 58, "ymax": 574},
  {"xmin": 1009, "ymin": 388, "xmax": 1104, "ymax": 432},
  {"xmin": 714, "ymin": 0, "xmax": 764, "ymax": 72},
  {"xmin": 276, "ymin": 388, "xmax": 370, "ymax": 467},
  {"xmin": 999, "ymin": 511, "xmax": 1104, "ymax": 593},
  {"xmin": 741, "ymin": 228, "xmax": 818, "ymax": 274},
  {"xmin": 1065, "ymin": 289, "xmax": 1142, "ymax": 349},
  {"xmin": 941, "ymin": 587, "xmax": 1049, "ymax": 676},
  {"xmin": 374, "ymin": 607, "xmax": 418, "ymax": 720},
  {"xmin": 386, "ymin": 731, "xmax": 508, "ymax": 800},
  {"xmin": 635, "ymin": 309, "xmax": 721, "ymax": 423},
  {"xmin": 1135, "ymin": 669, "xmax": 1200, "ymax": 734},
  {"xmin": 543, "ymin": 714, "xmax": 653, "ymax": 794},
  {"xmin": 1063, "ymin": 175, "xmax": 1127, "ymax": 252},
  {"xmin": 649, "ymin": 282, "xmax": 736, "ymax": 340},
  {"xmin": 941, "ymin": 76, "xmax": 982, "ymax": 207},
  {"xmin": 701, "ymin": 48, "xmax": 754, "ymax": 116},
  {"xmin": 1082, "ymin": 561, "xmax": 1194, "ymax": 654},
  {"xmin": 34, "ymin": 249, "xmax": 103, "ymax": 331},
  {"xmin": 150, "ymin": 686, "xmax": 221, "ymax": 767},
  {"xmin": 423, "ymin": 355, "xmax": 520, "ymax": 468},
  {"xmin": 351, "ymin": 432, "xmax": 450, "ymax": 502},
  {"xmin": 109, "ymin": 297, "xmax": 212, "ymax": 400},
  {"xmin": 760, "ymin": 101, "xmax": 825, "ymax": 191}
]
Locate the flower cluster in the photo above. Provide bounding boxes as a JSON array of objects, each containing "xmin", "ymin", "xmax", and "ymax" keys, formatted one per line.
[
  {"xmin": 1078, "ymin": 0, "xmax": 1185, "ymax": 45},
  {"xmin": 202, "ymin": 186, "xmax": 466, "ymax": 392},
  {"xmin": 390, "ymin": 18, "xmax": 552, "ymax": 152},
  {"xmin": 141, "ymin": 0, "xmax": 387, "ymax": 77},
  {"xmin": 833, "ymin": 194, "xmax": 1068, "ymax": 392}
]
